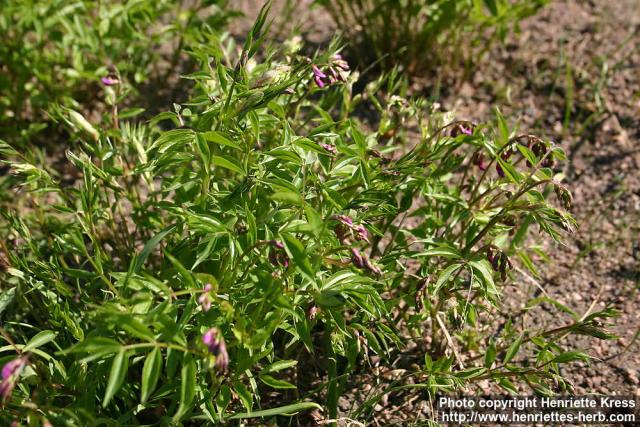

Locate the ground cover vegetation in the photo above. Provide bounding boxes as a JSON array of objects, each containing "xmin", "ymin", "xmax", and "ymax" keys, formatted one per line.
[{"xmin": 0, "ymin": 0, "xmax": 624, "ymax": 425}]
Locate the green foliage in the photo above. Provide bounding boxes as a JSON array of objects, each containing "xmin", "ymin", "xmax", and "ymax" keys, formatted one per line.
[
  {"xmin": 0, "ymin": 0, "xmax": 234, "ymax": 145},
  {"xmin": 0, "ymin": 1, "xmax": 618, "ymax": 425},
  {"xmin": 316, "ymin": 0, "xmax": 548, "ymax": 76}
]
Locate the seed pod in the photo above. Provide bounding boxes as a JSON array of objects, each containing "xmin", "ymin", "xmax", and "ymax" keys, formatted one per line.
[
  {"xmin": 415, "ymin": 277, "xmax": 429, "ymax": 311},
  {"xmin": 500, "ymin": 214, "xmax": 517, "ymax": 227},
  {"xmin": 67, "ymin": 109, "xmax": 99, "ymax": 141}
]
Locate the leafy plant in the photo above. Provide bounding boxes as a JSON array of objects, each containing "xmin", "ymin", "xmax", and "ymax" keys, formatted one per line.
[
  {"xmin": 0, "ymin": 0, "xmax": 234, "ymax": 146},
  {"xmin": 0, "ymin": 3, "xmax": 618, "ymax": 425},
  {"xmin": 315, "ymin": 0, "xmax": 548, "ymax": 77}
]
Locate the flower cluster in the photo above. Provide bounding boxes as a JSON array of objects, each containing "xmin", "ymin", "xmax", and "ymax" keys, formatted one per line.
[
  {"xmin": 486, "ymin": 246, "xmax": 513, "ymax": 281},
  {"xmin": 470, "ymin": 134, "xmax": 555, "ymax": 178},
  {"xmin": 268, "ymin": 240, "xmax": 289, "ymax": 269},
  {"xmin": 198, "ymin": 283, "xmax": 214, "ymax": 312},
  {"xmin": 202, "ymin": 328, "xmax": 228, "ymax": 372},
  {"xmin": 320, "ymin": 142, "xmax": 337, "ymax": 154},
  {"xmin": 332, "ymin": 215, "xmax": 382, "ymax": 275},
  {"xmin": 333, "ymin": 215, "xmax": 369, "ymax": 244},
  {"xmin": 312, "ymin": 54, "xmax": 350, "ymax": 88},
  {"xmin": 0, "ymin": 356, "xmax": 28, "ymax": 402}
]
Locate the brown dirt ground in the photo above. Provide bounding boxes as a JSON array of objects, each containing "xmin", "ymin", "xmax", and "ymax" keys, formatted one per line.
[{"xmin": 447, "ymin": 0, "xmax": 640, "ymax": 399}]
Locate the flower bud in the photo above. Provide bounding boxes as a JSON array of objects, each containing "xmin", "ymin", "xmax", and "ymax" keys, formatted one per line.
[
  {"xmin": 415, "ymin": 277, "xmax": 429, "ymax": 311},
  {"xmin": 0, "ymin": 356, "xmax": 28, "ymax": 401},
  {"xmin": 202, "ymin": 328, "xmax": 228, "ymax": 372},
  {"xmin": 554, "ymin": 184, "xmax": 572, "ymax": 210},
  {"xmin": 450, "ymin": 122, "xmax": 475, "ymax": 137},
  {"xmin": 198, "ymin": 284, "xmax": 213, "ymax": 312}
]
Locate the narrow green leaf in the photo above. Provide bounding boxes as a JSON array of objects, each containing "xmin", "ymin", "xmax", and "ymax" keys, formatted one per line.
[
  {"xmin": 434, "ymin": 263, "xmax": 461, "ymax": 293},
  {"xmin": 259, "ymin": 374, "xmax": 296, "ymax": 389},
  {"xmin": 24, "ymin": 330, "xmax": 56, "ymax": 352},
  {"xmin": 201, "ymin": 131, "xmax": 241, "ymax": 150},
  {"xmin": 228, "ymin": 402, "xmax": 321, "ymax": 420},
  {"xmin": 281, "ymin": 233, "xmax": 315, "ymax": 282},
  {"xmin": 134, "ymin": 224, "xmax": 176, "ymax": 273},
  {"xmin": 103, "ymin": 350, "xmax": 128, "ymax": 407},
  {"xmin": 141, "ymin": 348, "xmax": 162, "ymax": 403},
  {"xmin": 174, "ymin": 355, "xmax": 197, "ymax": 421},
  {"xmin": 263, "ymin": 360, "xmax": 298, "ymax": 374},
  {"xmin": 485, "ymin": 341, "xmax": 497, "ymax": 368},
  {"xmin": 234, "ymin": 382, "xmax": 253, "ymax": 412},
  {"xmin": 212, "ymin": 155, "xmax": 245, "ymax": 175},
  {"xmin": 503, "ymin": 334, "xmax": 524, "ymax": 364},
  {"xmin": 550, "ymin": 351, "xmax": 591, "ymax": 364}
]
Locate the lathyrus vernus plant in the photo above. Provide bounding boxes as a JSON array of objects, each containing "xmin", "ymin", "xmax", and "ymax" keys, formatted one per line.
[{"xmin": 0, "ymin": 5, "xmax": 617, "ymax": 425}]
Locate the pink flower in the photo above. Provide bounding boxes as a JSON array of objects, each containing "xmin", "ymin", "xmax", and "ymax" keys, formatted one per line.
[
  {"xmin": 333, "ymin": 215, "xmax": 353, "ymax": 227},
  {"xmin": 202, "ymin": 328, "xmax": 228, "ymax": 372},
  {"xmin": 312, "ymin": 65, "xmax": 327, "ymax": 79},
  {"xmin": 198, "ymin": 284, "xmax": 213, "ymax": 312},
  {"xmin": 350, "ymin": 248, "xmax": 365, "ymax": 269},
  {"xmin": 350, "ymin": 248, "xmax": 381, "ymax": 276},
  {"xmin": 269, "ymin": 240, "xmax": 285, "ymax": 250},
  {"xmin": 320, "ymin": 143, "xmax": 337, "ymax": 154},
  {"xmin": 0, "ymin": 356, "xmax": 27, "ymax": 401},
  {"xmin": 353, "ymin": 224, "xmax": 369, "ymax": 243},
  {"xmin": 101, "ymin": 76, "xmax": 119, "ymax": 86}
]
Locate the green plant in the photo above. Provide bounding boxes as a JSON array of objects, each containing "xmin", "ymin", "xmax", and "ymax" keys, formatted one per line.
[
  {"xmin": 0, "ymin": 4, "xmax": 618, "ymax": 426},
  {"xmin": 0, "ymin": 0, "xmax": 234, "ymax": 146},
  {"xmin": 315, "ymin": 0, "xmax": 547, "ymax": 77}
]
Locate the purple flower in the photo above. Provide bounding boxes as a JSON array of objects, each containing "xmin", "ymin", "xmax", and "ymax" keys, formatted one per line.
[
  {"xmin": 101, "ymin": 76, "xmax": 119, "ymax": 86},
  {"xmin": 202, "ymin": 328, "xmax": 228, "ymax": 372},
  {"xmin": 269, "ymin": 240, "xmax": 285, "ymax": 250},
  {"xmin": 472, "ymin": 152, "xmax": 487, "ymax": 171},
  {"xmin": 198, "ymin": 283, "xmax": 213, "ymax": 312},
  {"xmin": 311, "ymin": 58, "xmax": 350, "ymax": 88},
  {"xmin": 350, "ymin": 248, "xmax": 381, "ymax": 275},
  {"xmin": 450, "ymin": 121, "xmax": 476, "ymax": 138},
  {"xmin": 350, "ymin": 248, "xmax": 365, "ymax": 269},
  {"xmin": 332, "ymin": 215, "xmax": 370, "ymax": 244},
  {"xmin": 0, "ymin": 356, "xmax": 27, "ymax": 401},
  {"xmin": 312, "ymin": 65, "xmax": 327, "ymax": 79},
  {"xmin": 320, "ymin": 143, "xmax": 337, "ymax": 154},
  {"xmin": 333, "ymin": 215, "xmax": 353, "ymax": 227},
  {"xmin": 332, "ymin": 54, "xmax": 350, "ymax": 71},
  {"xmin": 353, "ymin": 224, "xmax": 369, "ymax": 243},
  {"xmin": 269, "ymin": 241, "xmax": 289, "ymax": 269}
]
